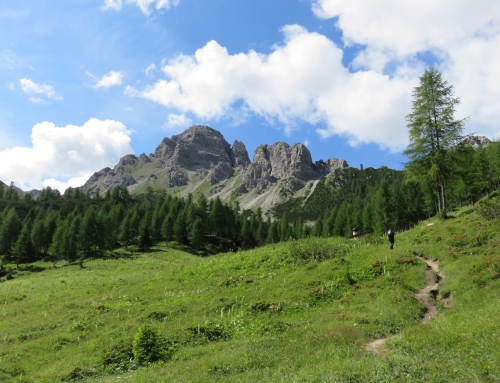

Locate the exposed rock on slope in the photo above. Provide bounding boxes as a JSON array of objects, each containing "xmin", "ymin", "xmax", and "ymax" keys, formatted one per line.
[
  {"xmin": 466, "ymin": 135, "xmax": 491, "ymax": 148},
  {"xmin": 152, "ymin": 125, "xmax": 236, "ymax": 170},
  {"xmin": 242, "ymin": 142, "xmax": 347, "ymax": 193}
]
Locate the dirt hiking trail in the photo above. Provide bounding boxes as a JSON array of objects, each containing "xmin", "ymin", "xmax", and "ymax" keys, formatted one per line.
[{"xmin": 366, "ymin": 255, "xmax": 445, "ymax": 354}]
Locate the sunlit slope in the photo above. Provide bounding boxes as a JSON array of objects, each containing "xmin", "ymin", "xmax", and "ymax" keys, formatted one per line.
[{"xmin": 0, "ymin": 208, "xmax": 499, "ymax": 382}]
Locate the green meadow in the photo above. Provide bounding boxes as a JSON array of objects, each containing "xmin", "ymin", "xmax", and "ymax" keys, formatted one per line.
[{"xmin": 1, "ymin": 207, "xmax": 499, "ymax": 382}]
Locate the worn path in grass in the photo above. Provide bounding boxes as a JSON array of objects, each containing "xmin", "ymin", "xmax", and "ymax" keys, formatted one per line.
[{"xmin": 366, "ymin": 255, "xmax": 444, "ymax": 354}]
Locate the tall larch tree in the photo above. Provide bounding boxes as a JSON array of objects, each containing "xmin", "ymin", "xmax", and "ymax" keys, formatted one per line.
[{"xmin": 404, "ymin": 68, "xmax": 467, "ymax": 212}]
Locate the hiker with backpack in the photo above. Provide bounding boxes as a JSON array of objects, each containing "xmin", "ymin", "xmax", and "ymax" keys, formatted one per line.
[{"xmin": 387, "ymin": 228, "xmax": 395, "ymax": 249}]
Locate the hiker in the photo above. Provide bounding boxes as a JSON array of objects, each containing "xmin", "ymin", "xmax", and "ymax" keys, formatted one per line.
[
  {"xmin": 387, "ymin": 228, "xmax": 395, "ymax": 249},
  {"xmin": 352, "ymin": 228, "xmax": 357, "ymax": 237}
]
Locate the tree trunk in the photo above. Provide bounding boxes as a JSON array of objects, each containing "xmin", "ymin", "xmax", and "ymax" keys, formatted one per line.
[
  {"xmin": 441, "ymin": 183, "xmax": 446, "ymax": 211},
  {"xmin": 436, "ymin": 183, "xmax": 441, "ymax": 212}
]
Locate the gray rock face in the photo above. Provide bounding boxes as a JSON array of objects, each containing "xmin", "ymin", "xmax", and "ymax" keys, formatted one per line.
[
  {"xmin": 118, "ymin": 154, "xmax": 138, "ymax": 166},
  {"xmin": 207, "ymin": 162, "xmax": 233, "ymax": 185},
  {"xmin": 166, "ymin": 168, "xmax": 188, "ymax": 187},
  {"xmin": 230, "ymin": 140, "xmax": 250, "ymax": 168},
  {"xmin": 79, "ymin": 124, "xmax": 349, "ymax": 199},
  {"xmin": 466, "ymin": 135, "xmax": 492, "ymax": 148},
  {"xmin": 80, "ymin": 154, "xmax": 138, "ymax": 193},
  {"xmin": 152, "ymin": 125, "xmax": 233, "ymax": 171},
  {"xmin": 138, "ymin": 153, "xmax": 152, "ymax": 163},
  {"xmin": 314, "ymin": 158, "xmax": 349, "ymax": 175},
  {"xmin": 233, "ymin": 183, "xmax": 248, "ymax": 196},
  {"xmin": 242, "ymin": 142, "xmax": 348, "ymax": 192}
]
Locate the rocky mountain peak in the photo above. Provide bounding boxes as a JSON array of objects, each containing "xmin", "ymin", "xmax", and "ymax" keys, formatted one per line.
[
  {"xmin": 230, "ymin": 140, "xmax": 250, "ymax": 168},
  {"xmin": 466, "ymin": 135, "xmax": 492, "ymax": 148},
  {"xmin": 152, "ymin": 125, "xmax": 233, "ymax": 170}
]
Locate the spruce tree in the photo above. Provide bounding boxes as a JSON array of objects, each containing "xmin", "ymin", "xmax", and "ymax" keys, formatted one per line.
[
  {"xmin": 173, "ymin": 211, "xmax": 188, "ymax": 244},
  {"xmin": 119, "ymin": 216, "xmax": 132, "ymax": 248},
  {"xmin": 374, "ymin": 181, "xmax": 392, "ymax": 234},
  {"xmin": 13, "ymin": 225, "xmax": 31, "ymax": 267},
  {"xmin": 138, "ymin": 217, "xmax": 152, "ymax": 252},
  {"xmin": 162, "ymin": 213, "xmax": 175, "ymax": 243},
  {"xmin": 30, "ymin": 218, "xmax": 46, "ymax": 257},
  {"xmin": 0, "ymin": 208, "xmax": 22, "ymax": 257},
  {"xmin": 188, "ymin": 217, "xmax": 205, "ymax": 250},
  {"xmin": 266, "ymin": 221, "xmax": 279, "ymax": 244}
]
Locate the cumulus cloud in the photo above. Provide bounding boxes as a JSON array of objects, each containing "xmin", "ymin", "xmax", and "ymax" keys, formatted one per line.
[
  {"xmin": 145, "ymin": 63, "xmax": 156, "ymax": 76},
  {"xmin": 165, "ymin": 113, "xmax": 192, "ymax": 129},
  {"xmin": 94, "ymin": 71, "xmax": 124, "ymax": 88},
  {"xmin": 103, "ymin": 0, "xmax": 122, "ymax": 10},
  {"xmin": 127, "ymin": 25, "xmax": 414, "ymax": 150},
  {"xmin": 103, "ymin": 0, "xmax": 179, "ymax": 15},
  {"xmin": 42, "ymin": 174, "xmax": 94, "ymax": 192},
  {"xmin": 0, "ymin": 118, "xmax": 133, "ymax": 191},
  {"xmin": 312, "ymin": 0, "xmax": 500, "ymax": 139},
  {"xmin": 126, "ymin": 3, "xmax": 500, "ymax": 149},
  {"xmin": 19, "ymin": 78, "xmax": 62, "ymax": 100}
]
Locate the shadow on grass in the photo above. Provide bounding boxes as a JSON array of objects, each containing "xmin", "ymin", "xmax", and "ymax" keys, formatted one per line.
[{"xmin": 21, "ymin": 264, "xmax": 46, "ymax": 273}]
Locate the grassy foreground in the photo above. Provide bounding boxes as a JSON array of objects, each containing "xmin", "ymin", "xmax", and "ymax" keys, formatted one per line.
[{"xmin": 1, "ymin": 208, "xmax": 499, "ymax": 382}]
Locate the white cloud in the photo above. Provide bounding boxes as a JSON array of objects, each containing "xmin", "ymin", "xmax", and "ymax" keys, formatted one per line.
[
  {"xmin": 312, "ymin": 0, "xmax": 500, "ymax": 68},
  {"xmin": 103, "ymin": 0, "xmax": 179, "ymax": 15},
  {"xmin": 0, "ymin": 118, "xmax": 133, "ymax": 191},
  {"xmin": 165, "ymin": 113, "xmax": 192, "ymax": 129},
  {"xmin": 28, "ymin": 97, "xmax": 45, "ymax": 104},
  {"xmin": 95, "ymin": 71, "xmax": 124, "ymax": 88},
  {"xmin": 312, "ymin": 0, "xmax": 500, "ymax": 140},
  {"xmin": 8, "ymin": 82, "xmax": 14, "ymax": 90},
  {"xmin": 126, "ymin": 3, "xmax": 500, "ymax": 150},
  {"xmin": 103, "ymin": 0, "xmax": 122, "ymax": 11},
  {"xmin": 145, "ymin": 63, "xmax": 156, "ymax": 76},
  {"xmin": 42, "ymin": 174, "xmax": 93, "ymax": 192},
  {"xmin": 19, "ymin": 78, "xmax": 62, "ymax": 100},
  {"xmin": 128, "ymin": 25, "xmax": 414, "ymax": 151}
]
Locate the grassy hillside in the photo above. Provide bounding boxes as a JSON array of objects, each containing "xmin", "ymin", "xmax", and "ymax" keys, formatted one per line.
[{"xmin": 1, "ymin": 207, "xmax": 499, "ymax": 382}]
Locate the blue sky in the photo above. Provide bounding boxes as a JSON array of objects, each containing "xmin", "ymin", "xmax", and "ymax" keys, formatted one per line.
[{"xmin": 1, "ymin": 0, "xmax": 500, "ymax": 191}]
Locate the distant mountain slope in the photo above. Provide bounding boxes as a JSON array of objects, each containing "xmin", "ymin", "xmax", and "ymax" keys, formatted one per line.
[{"xmin": 0, "ymin": 180, "xmax": 41, "ymax": 199}]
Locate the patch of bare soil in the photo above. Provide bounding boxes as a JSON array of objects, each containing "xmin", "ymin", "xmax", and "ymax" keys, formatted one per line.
[{"xmin": 366, "ymin": 255, "xmax": 446, "ymax": 354}]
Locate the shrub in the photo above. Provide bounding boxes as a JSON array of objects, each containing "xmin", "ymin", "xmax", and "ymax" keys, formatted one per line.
[
  {"xmin": 101, "ymin": 339, "xmax": 135, "ymax": 373},
  {"xmin": 438, "ymin": 209, "xmax": 448, "ymax": 221},
  {"xmin": 59, "ymin": 366, "xmax": 98, "ymax": 382},
  {"xmin": 476, "ymin": 196, "xmax": 500, "ymax": 220},
  {"xmin": 132, "ymin": 325, "xmax": 174, "ymax": 366},
  {"xmin": 186, "ymin": 321, "xmax": 231, "ymax": 342}
]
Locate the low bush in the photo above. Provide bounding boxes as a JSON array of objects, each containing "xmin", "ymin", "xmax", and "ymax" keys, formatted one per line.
[
  {"xmin": 476, "ymin": 196, "xmax": 500, "ymax": 220},
  {"xmin": 132, "ymin": 325, "xmax": 175, "ymax": 366}
]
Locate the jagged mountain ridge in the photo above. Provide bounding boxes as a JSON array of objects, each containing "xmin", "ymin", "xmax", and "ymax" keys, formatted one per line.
[{"xmin": 80, "ymin": 125, "xmax": 349, "ymax": 213}]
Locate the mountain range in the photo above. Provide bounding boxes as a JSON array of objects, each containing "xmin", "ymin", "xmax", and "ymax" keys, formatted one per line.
[{"xmin": 79, "ymin": 125, "xmax": 349, "ymax": 213}]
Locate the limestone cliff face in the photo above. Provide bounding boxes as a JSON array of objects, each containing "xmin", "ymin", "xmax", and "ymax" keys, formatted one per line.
[
  {"xmin": 242, "ymin": 142, "xmax": 348, "ymax": 192},
  {"xmin": 230, "ymin": 140, "xmax": 251, "ymax": 168},
  {"xmin": 152, "ymin": 125, "xmax": 234, "ymax": 171},
  {"xmin": 81, "ymin": 125, "xmax": 249, "ymax": 193},
  {"xmin": 466, "ymin": 135, "xmax": 491, "ymax": 149},
  {"xmin": 80, "ymin": 153, "xmax": 150, "ymax": 192}
]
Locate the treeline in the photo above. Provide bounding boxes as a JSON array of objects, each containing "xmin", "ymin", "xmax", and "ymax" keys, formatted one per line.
[
  {"xmin": 1, "ymin": 141, "xmax": 499, "ymax": 266},
  {"xmin": 0, "ymin": 185, "xmax": 276, "ymax": 266}
]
